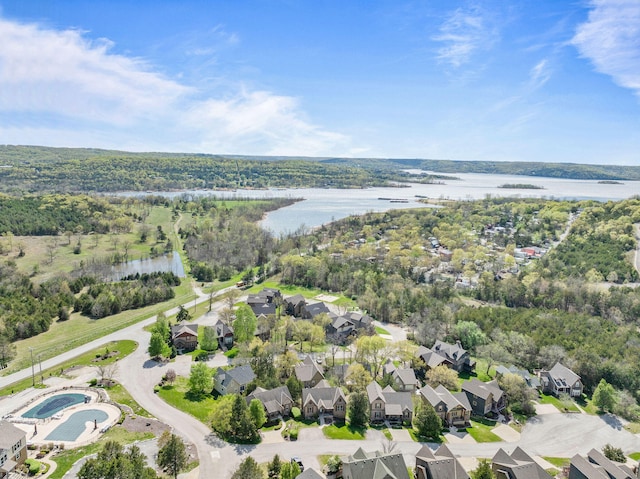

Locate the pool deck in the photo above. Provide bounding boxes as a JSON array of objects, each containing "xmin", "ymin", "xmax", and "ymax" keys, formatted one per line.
[{"xmin": 5, "ymin": 387, "xmax": 121, "ymax": 448}]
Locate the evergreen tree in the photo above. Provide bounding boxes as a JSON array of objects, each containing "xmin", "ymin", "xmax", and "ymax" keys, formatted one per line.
[
  {"xmin": 231, "ymin": 456, "xmax": 265, "ymax": 479},
  {"xmin": 472, "ymin": 459, "xmax": 495, "ymax": 479},
  {"xmin": 593, "ymin": 379, "xmax": 616, "ymax": 413},
  {"xmin": 157, "ymin": 433, "xmax": 189, "ymax": 479},
  {"xmin": 280, "ymin": 462, "xmax": 301, "ymax": 479},
  {"xmin": 413, "ymin": 402, "xmax": 442, "ymax": 439},
  {"xmin": 78, "ymin": 441, "xmax": 158, "ymax": 479},
  {"xmin": 267, "ymin": 455, "xmax": 282, "ymax": 478},
  {"xmin": 347, "ymin": 391, "xmax": 369, "ymax": 428},
  {"xmin": 229, "ymin": 395, "xmax": 259, "ymax": 442}
]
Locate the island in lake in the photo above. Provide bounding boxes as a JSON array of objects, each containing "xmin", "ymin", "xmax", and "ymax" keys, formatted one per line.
[
  {"xmin": 598, "ymin": 180, "xmax": 624, "ymax": 185},
  {"xmin": 498, "ymin": 183, "xmax": 545, "ymax": 190}
]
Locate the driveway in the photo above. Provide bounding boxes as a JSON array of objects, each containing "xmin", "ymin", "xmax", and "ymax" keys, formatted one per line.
[{"xmin": 535, "ymin": 403, "xmax": 560, "ymax": 415}]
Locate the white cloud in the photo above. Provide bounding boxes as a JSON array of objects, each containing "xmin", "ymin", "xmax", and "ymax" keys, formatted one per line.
[
  {"xmin": 433, "ymin": 5, "xmax": 498, "ymax": 68},
  {"xmin": 572, "ymin": 0, "xmax": 640, "ymax": 97},
  {"xmin": 529, "ymin": 59, "xmax": 551, "ymax": 89},
  {"xmin": 0, "ymin": 16, "xmax": 350, "ymax": 156}
]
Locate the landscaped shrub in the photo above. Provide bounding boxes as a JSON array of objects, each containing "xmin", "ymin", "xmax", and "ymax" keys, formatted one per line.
[
  {"xmin": 25, "ymin": 458, "xmax": 41, "ymax": 475},
  {"xmin": 291, "ymin": 407, "xmax": 301, "ymax": 419}
]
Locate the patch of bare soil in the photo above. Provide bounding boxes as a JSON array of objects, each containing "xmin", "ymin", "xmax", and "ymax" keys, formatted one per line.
[{"xmin": 121, "ymin": 415, "xmax": 171, "ymax": 437}]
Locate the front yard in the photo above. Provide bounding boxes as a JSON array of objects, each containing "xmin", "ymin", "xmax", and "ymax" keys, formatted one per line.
[
  {"xmin": 539, "ymin": 393, "xmax": 580, "ymax": 413},
  {"xmin": 322, "ymin": 423, "xmax": 366, "ymax": 440},
  {"xmin": 466, "ymin": 419, "xmax": 502, "ymax": 442},
  {"xmin": 157, "ymin": 377, "xmax": 217, "ymax": 423}
]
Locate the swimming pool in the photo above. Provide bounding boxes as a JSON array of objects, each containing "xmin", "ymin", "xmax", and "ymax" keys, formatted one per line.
[
  {"xmin": 45, "ymin": 410, "xmax": 108, "ymax": 441},
  {"xmin": 22, "ymin": 393, "xmax": 87, "ymax": 419}
]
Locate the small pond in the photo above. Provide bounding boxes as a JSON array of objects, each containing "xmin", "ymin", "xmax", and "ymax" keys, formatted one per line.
[{"xmin": 109, "ymin": 251, "xmax": 185, "ymax": 281}]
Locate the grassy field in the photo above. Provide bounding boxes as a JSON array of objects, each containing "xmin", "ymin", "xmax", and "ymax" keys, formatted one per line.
[
  {"xmin": 624, "ymin": 423, "xmax": 640, "ymax": 434},
  {"xmin": 0, "ymin": 340, "xmax": 137, "ymax": 396},
  {"xmin": 322, "ymin": 423, "xmax": 366, "ymax": 440},
  {"xmin": 156, "ymin": 377, "xmax": 217, "ymax": 424},
  {"xmin": 539, "ymin": 394, "xmax": 580, "ymax": 413},
  {"xmin": 576, "ymin": 395, "xmax": 600, "ymax": 415},
  {"xmin": 467, "ymin": 420, "xmax": 502, "ymax": 442},
  {"xmin": 49, "ymin": 426, "xmax": 155, "ymax": 479},
  {"xmin": 104, "ymin": 383, "xmax": 152, "ymax": 417},
  {"xmin": 542, "ymin": 457, "xmax": 570, "ymax": 468},
  {"xmin": 375, "ymin": 325, "xmax": 390, "ymax": 336},
  {"xmin": 3, "ymin": 280, "xmax": 194, "ymax": 376},
  {"xmin": 629, "ymin": 452, "xmax": 640, "ymax": 461}
]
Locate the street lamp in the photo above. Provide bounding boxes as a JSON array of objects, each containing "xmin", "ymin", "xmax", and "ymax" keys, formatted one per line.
[{"xmin": 29, "ymin": 347, "xmax": 35, "ymax": 387}]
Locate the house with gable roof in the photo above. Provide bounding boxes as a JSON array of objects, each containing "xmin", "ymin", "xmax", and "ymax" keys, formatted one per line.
[
  {"xmin": 284, "ymin": 294, "xmax": 307, "ymax": 317},
  {"xmin": 295, "ymin": 355, "xmax": 325, "ymax": 388},
  {"xmin": 538, "ymin": 362, "xmax": 583, "ymax": 398},
  {"xmin": 0, "ymin": 421, "xmax": 27, "ymax": 479},
  {"xmin": 246, "ymin": 385, "xmax": 294, "ymax": 421},
  {"xmin": 569, "ymin": 448, "xmax": 636, "ymax": 479},
  {"xmin": 495, "ymin": 365, "xmax": 541, "ymax": 389},
  {"xmin": 366, "ymin": 382, "xmax": 413, "ymax": 425},
  {"xmin": 418, "ymin": 384, "xmax": 471, "ymax": 427},
  {"xmin": 462, "ymin": 378, "xmax": 506, "ymax": 416},
  {"xmin": 341, "ymin": 447, "xmax": 410, "ymax": 479},
  {"xmin": 416, "ymin": 340, "xmax": 475, "ymax": 373},
  {"xmin": 492, "ymin": 447, "xmax": 553, "ymax": 479},
  {"xmin": 392, "ymin": 368, "xmax": 419, "ymax": 392},
  {"xmin": 301, "ymin": 381, "xmax": 347, "ymax": 420},
  {"xmin": 214, "ymin": 364, "xmax": 256, "ymax": 395},
  {"xmin": 170, "ymin": 324, "xmax": 199, "ymax": 352},
  {"xmin": 415, "ymin": 444, "xmax": 470, "ymax": 479},
  {"xmin": 214, "ymin": 320, "xmax": 234, "ymax": 350}
]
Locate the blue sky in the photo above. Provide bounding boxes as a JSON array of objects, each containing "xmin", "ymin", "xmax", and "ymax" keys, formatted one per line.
[{"xmin": 0, "ymin": 0, "xmax": 639, "ymax": 164}]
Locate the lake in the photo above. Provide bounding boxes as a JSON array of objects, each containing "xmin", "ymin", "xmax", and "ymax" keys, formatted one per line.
[
  {"xmin": 109, "ymin": 251, "xmax": 185, "ymax": 281},
  {"xmin": 118, "ymin": 172, "xmax": 639, "ymax": 236}
]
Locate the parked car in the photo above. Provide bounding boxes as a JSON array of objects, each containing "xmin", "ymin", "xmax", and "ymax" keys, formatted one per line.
[{"xmin": 291, "ymin": 457, "xmax": 304, "ymax": 471}]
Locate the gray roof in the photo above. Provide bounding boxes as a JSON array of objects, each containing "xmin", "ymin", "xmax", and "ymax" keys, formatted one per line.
[
  {"xmin": 419, "ymin": 384, "xmax": 470, "ymax": 412},
  {"xmin": 462, "ymin": 378, "xmax": 504, "ymax": 402},
  {"xmin": 295, "ymin": 358, "xmax": 324, "ymax": 383},
  {"xmin": 171, "ymin": 323, "xmax": 198, "ymax": 339},
  {"xmin": 416, "ymin": 346, "xmax": 449, "ymax": 368},
  {"xmin": 286, "ymin": 294, "xmax": 306, "ymax": 305},
  {"xmin": 249, "ymin": 302, "xmax": 276, "ymax": 316},
  {"xmin": 298, "ymin": 469, "xmax": 325, "ymax": 479},
  {"xmin": 215, "ymin": 364, "xmax": 255, "ymax": 389},
  {"xmin": 367, "ymin": 381, "xmax": 385, "ymax": 403},
  {"xmin": 570, "ymin": 455, "xmax": 610, "ymax": 479},
  {"xmin": 415, "ymin": 444, "xmax": 470, "ymax": 479},
  {"xmin": 433, "ymin": 340, "xmax": 467, "ymax": 361},
  {"xmin": 215, "ymin": 320, "xmax": 233, "ymax": 337},
  {"xmin": 393, "ymin": 368, "xmax": 418, "ymax": 387},
  {"xmin": 306, "ymin": 302, "xmax": 330, "ymax": 317},
  {"xmin": 585, "ymin": 449, "xmax": 635, "ymax": 479},
  {"xmin": 342, "ymin": 448, "xmax": 410, "ymax": 479},
  {"xmin": 302, "ymin": 386, "xmax": 346, "ymax": 410},
  {"xmin": 0, "ymin": 420, "xmax": 25, "ymax": 449},
  {"xmin": 548, "ymin": 363, "xmax": 581, "ymax": 388},
  {"xmin": 492, "ymin": 447, "xmax": 552, "ymax": 479},
  {"xmin": 246, "ymin": 386, "xmax": 293, "ymax": 415}
]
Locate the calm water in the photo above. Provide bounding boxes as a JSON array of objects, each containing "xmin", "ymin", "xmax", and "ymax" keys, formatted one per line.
[
  {"xmin": 109, "ymin": 251, "xmax": 185, "ymax": 280},
  {"xmin": 118, "ymin": 172, "xmax": 640, "ymax": 236}
]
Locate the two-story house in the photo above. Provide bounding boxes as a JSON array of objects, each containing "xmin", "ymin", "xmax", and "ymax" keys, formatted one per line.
[
  {"xmin": 462, "ymin": 378, "xmax": 505, "ymax": 416},
  {"xmin": 415, "ymin": 444, "xmax": 469, "ymax": 479},
  {"xmin": 418, "ymin": 384, "xmax": 471, "ymax": 427},
  {"xmin": 539, "ymin": 362, "xmax": 583, "ymax": 398},
  {"xmin": 366, "ymin": 382, "xmax": 413, "ymax": 425},
  {"xmin": 214, "ymin": 320, "xmax": 234, "ymax": 350},
  {"xmin": 301, "ymin": 381, "xmax": 347, "ymax": 420},
  {"xmin": 416, "ymin": 340, "xmax": 475, "ymax": 373},
  {"xmin": 0, "ymin": 421, "xmax": 27, "ymax": 479},
  {"xmin": 295, "ymin": 356, "xmax": 325, "ymax": 388},
  {"xmin": 392, "ymin": 368, "xmax": 419, "ymax": 392},
  {"xmin": 246, "ymin": 386, "xmax": 294, "ymax": 422},
  {"xmin": 170, "ymin": 324, "xmax": 199, "ymax": 352},
  {"xmin": 214, "ymin": 364, "xmax": 256, "ymax": 396},
  {"xmin": 492, "ymin": 448, "xmax": 553, "ymax": 479}
]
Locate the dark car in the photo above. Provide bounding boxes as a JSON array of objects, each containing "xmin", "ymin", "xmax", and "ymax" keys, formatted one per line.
[{"xmin": 291, "ymin": 457, "xmax": 304, "ymax": 471}]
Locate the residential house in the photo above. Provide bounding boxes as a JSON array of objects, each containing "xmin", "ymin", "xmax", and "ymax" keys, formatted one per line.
[
  {"xmin": 0, "ymin": 421, "xmax": 27, "ymax": 479},
  {"xmin": 295, "ymin": 356, "xmax": 325, "ymax": 388},
  {"xmin": 284, "ymin": 294, "xmax": 307, "ymax": 317},
  {"xmin": 341, "ymin": 447, "xmax": 410, "ymax": 479},
  {"xmin": 495, "ymin": 365, "xmax": 541, "ymax": 389},
  {"xmin": 492, "ymin": 447, "xmax": 553, "ymax": 479},
  {"xmin": 569, "ymin": 448, "xmax": 635, "ymax": 479},
  {"xmin": 246, "ymin": 288, "xmax": 281, "ymax": 317},
  {"xmin": 214, "ymin": 364, "xmax": 256, "ymax": 396},
  {"xmin": 170, "ymin": 324, "xmax": 199, "ymax": 352},
  {"xmin": 303, "ymin": 301, "xmax": 331, "ymax": 320},
  {"xmin": 301, "ymin": 381, "xmax": 347, "ymax": 420},
  {"xmin": 415, "ymin": 444, "xmax": 470, "ymax": 479},
  {"xmin": 462, "ymin": 379, "xmax": 505, "ymax": 416},
  {"xmin": 246, "ymin": 386, "xmax": 294, "ymax": 421},
  {"xmin": 416, "ymin": 340, "xmax": 475, "ymax": 373},
  {"xmin": 382, "ymin": 359, "xmax": 397, "ymax": 377},
  {"xmin": 392, "ymin": 368, "xmax": 419, "ymax": 392},
  {"xmin": 366, "ymin": 382, "xmax": 413, "ymax": 425},
  {"xmin": 215, "ymin": 320, "xmax": 234, "ymax": 350},
  {"xmin": 418, "ymin": 384, "xmax": 471, "ymax": 427},
  {"xmin": 298, "ymin": 469, "xmax": 325, "ymax": 479},
  {"xmin": 539, "ymin": 362, "xmax": 583, "ymax": 398}
]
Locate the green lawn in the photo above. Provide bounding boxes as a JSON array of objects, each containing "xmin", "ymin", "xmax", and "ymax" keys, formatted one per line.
[
  {"xmin": 576, "ymin": 395, "xmax": 600, "ymax": 415},
  {"xmin": 322, "ymin": 423, "xmax": 366, "ymax": 440},
  {"xmin": 629, "ymin": 452, "xmax": 640, "ymax": 461},
  {"xmin": 3, "ymin": 281, "xmax": 194, "ymax": 376},
  {"xmin": 539, "ymin": 394, "xmax": 580, "ymax": 413},
  {"xmin": 104, "ymin": 382, "xmax": 152, "ymax": 417},
  {"xmin": 49, "ymin": 426, "xmax": 154, "ymax": 479},
  {"xmin": 624, "ymin": 423, "xmax": 640, "ymax": 434},
  {"xmin": 375, "ymin": 325, "xmax": 391, "ymax": 336},
  {"xmin": 542, "ymin": 457, "xmax": 570, "ymax": 468},
  {"xmin": 156, "ymin": 377, "xmax": 217, "ymax": 424},
  {"xmin": 407, "ymin": 428, "xmax": 444, "ymax": 443},
  {"xmin": 467, "ymin": 420, "xmax": 502, "ymax": 443},
  {"xmin": 0, "ymin": 340, "xmax": 137, "ymax": 396}
]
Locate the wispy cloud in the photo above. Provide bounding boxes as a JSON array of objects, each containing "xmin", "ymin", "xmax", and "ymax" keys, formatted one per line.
[
  {"xmin": 433, "ymin": 5, "xmax": 498, "ymax": 68},
  {"xmin": 0, "ymin": 16, "xmax": 350, "ymax": 155},
  {"xmin": 529, "ymin": 58, "xmax": 552, "ymax": 89},
  {"xmin": 572, "ymin": 0, "xmax": 640, "ymax": 97}
]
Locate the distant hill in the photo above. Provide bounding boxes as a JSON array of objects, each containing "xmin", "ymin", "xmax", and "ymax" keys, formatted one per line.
[{"xmin": 0, "ymin": 145, "xmax": 638, "ymax": 194}]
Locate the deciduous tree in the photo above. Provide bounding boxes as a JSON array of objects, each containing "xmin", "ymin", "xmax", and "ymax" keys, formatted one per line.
[{"xmin": 188, "ymin": 362, "xmax": 212, "ymax": 396}]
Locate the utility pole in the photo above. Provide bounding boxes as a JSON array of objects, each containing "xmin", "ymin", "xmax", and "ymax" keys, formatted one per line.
[
  {"xmin": 38, "ymin": 354, "xmax": 43, "ymax": 384},
  {"xmin": 29, "ymin": 347, "xmax": 35, "ymax": 387}
]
